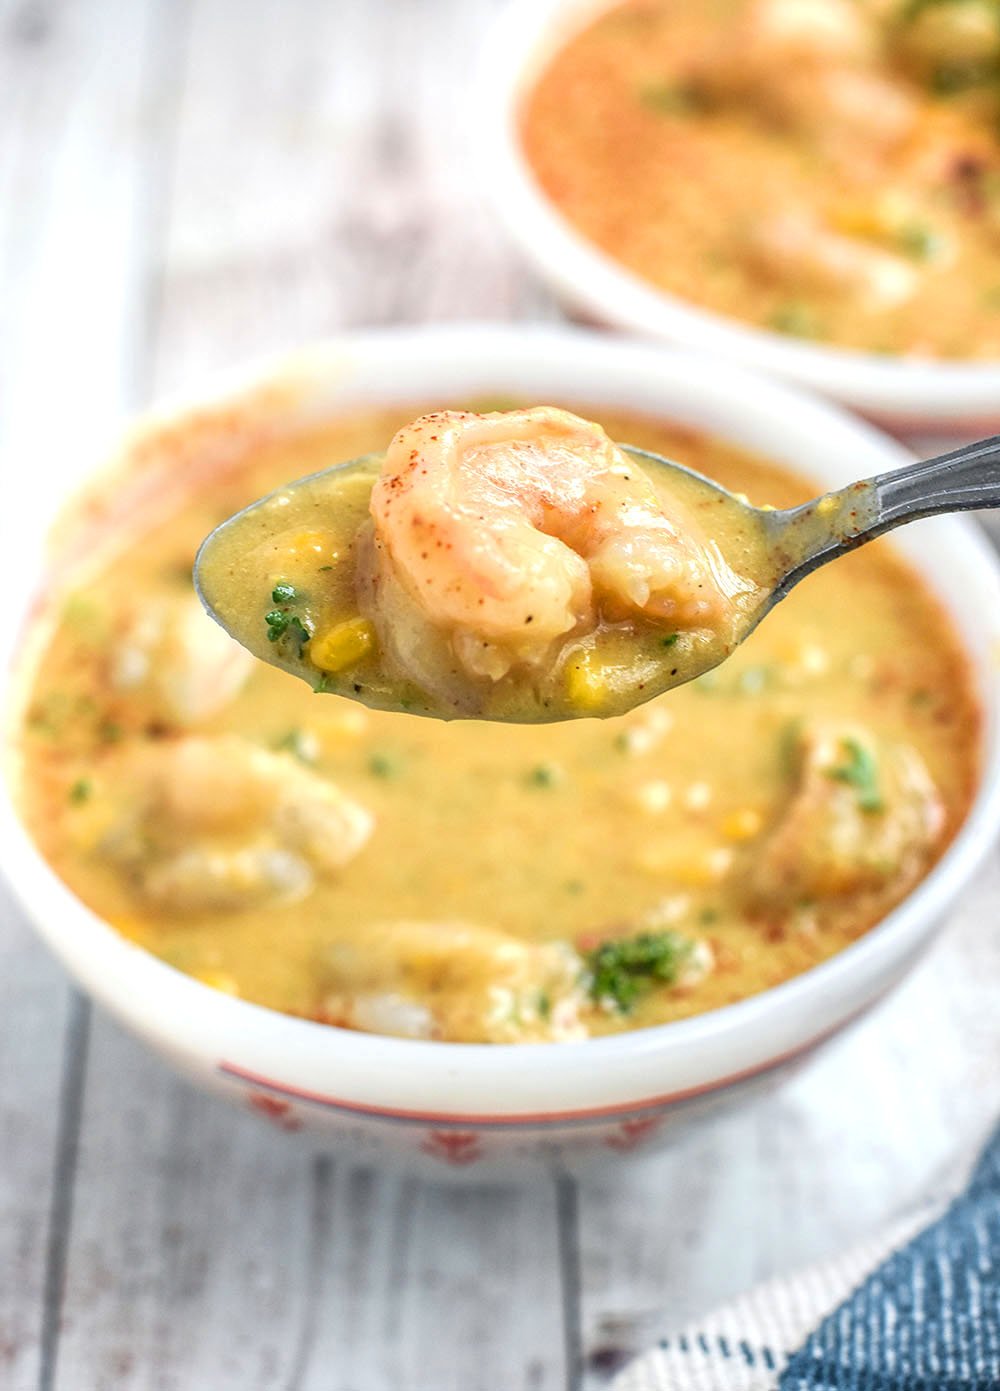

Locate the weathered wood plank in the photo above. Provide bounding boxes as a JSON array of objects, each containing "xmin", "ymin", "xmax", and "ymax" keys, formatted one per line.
[
  {"xmin": 575, "ymin": 851, "xmax": 1000, "ymax": 1388},
  {"xmin": 151, "ymin": 0, "xmax": 554, "ymax": 397},
  {"xmin": 57, "ymin": 1016, "xmax": 567, "ymax": 1391},
  {"xmin": 0, "ymin": 882, "xmax": 71, "ymax": 1391},
  {"xmin": 0, "ymin": 1, "xmax": 177, "ymax": 1385},
  {"xmin": 49, "ymin": 3, "xmax": 568, "ymax": 1388}
]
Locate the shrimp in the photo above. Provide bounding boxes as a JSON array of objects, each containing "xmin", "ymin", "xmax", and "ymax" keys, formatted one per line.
[
  {"xmin": 362, "ymin": 408, "xmax": 740, "ymax": 697},
  {"xmin": 743, "ymin": 210, "xmax": 918, "ymax": 306},
  {"xmin": 319, "ymin": 917, "xmax": 588, "ymax": 1043},
  {"xmin": 104, "ymin": 735, "xmax": 373, "ymax": 911},
  {"xmin": 746, "ymin": 722, "xmax": 944, "ymax": 910},
  {"xmin": 695, "ymin": 0, "xmax": 916, "ymax": 157},
  {"xmin": 111, "ymin": 593, "xmax": 254, "ymax": 726},
  {"xmin": 711, "ymin": 0, "xmax": 876, "ymax": 75}
]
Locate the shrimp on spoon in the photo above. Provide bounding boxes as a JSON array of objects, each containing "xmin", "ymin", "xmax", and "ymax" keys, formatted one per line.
[{"xmin": 195, "ymin": 405, "xmax": 1000, "ymax": 723}]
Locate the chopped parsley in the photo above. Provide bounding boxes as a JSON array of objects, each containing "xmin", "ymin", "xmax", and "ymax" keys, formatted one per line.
[
  {"xmin": 264, "ymin": 582, "xmax": 312, "ymax": 657},
  {"xmin": 826, "ymin": 737, "xmax": 884, "ymax": 813},
  {"xmin": 661, "ymin": 633, "xmax": 680, "ymax": 648},
  {"xmin": 638, "ymin": 80, "xmax": 708, "ymax": 115},
  {"xmin": 527, "ymin": 761, "xmax": 563, "ymax": 788},
  {"xmin": 68, "ymin": 778, "xmax": 92, "ymax": 805},
  {"xmin": 368, "ymin": 750, "xmax": 403, "ymax": 779},
  {"xmin": 585, "ymin": 931, "xmax": 693, "ymax": 1013},
  {"xmin": 768, "ymin": 301, "xmax": 824, "ymax": 339},
  {"xmin": 931, "ymin": 58, "xmax": 998, "ymax": 95},
  {"xmin": 897, "ymin": 221, "xmax": 944, "ymax": 262},
  {"xmin": 272, "ymin": 727, "xmax": 317, "ymax": 764}
]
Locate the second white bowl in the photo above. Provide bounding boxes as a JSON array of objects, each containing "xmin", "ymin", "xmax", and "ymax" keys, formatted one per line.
[{"xmin": 478, "ymin": 0, "xmax": 1000, "ymax": 431}]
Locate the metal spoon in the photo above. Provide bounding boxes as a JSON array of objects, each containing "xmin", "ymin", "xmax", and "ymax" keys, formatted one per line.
[
  {"xmin": 626, "ymin": 431, "xmax": 1000, "ymax": 637},
  {"xmin": 195, "ymin": 433, "xmax": 1000, "ymax": 722}
]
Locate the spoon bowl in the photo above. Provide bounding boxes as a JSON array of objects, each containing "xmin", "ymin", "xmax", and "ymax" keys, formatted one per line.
[
  {"xmin": 195, "ymin": 432, "xmax": 780, "ymax": 722},
  {"xmin": 195, "ymin": 423, "xmax": 1000, "ymax": 723}
]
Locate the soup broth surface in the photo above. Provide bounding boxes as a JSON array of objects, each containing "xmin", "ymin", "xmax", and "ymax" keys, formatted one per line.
[
  {"xmin": 522, "ymin": 0, "xmax": 1000, "ymax": 359},
  {"xmin": 14, "ymin": 403, "xmax": 979, "ymax": 1042}
]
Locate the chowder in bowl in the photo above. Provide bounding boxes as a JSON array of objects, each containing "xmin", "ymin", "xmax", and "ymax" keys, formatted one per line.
[
  {"xmin": 2, "ymin": 326, "xmax": 999, "ymax": 1174},
  {"xmin": 480, "ymin": 0, "xmax": 1000, "ymax": 429}
]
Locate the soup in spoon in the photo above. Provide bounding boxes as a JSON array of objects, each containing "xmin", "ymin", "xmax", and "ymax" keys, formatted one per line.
[{"xmin": 197, "ymin": 406, "xmax": 780, "ymax": 720}]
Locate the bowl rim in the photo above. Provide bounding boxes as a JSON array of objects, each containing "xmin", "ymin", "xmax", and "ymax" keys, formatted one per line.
[
  {"xmin": 3, "ymin": 321, "xmax": 1000, "ymax": 1122},
  {"xmin": 477, "ymin": 0, "xmax": 1000, "ymax": 424}
]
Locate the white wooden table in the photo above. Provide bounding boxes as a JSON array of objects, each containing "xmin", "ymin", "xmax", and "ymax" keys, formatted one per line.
[{"xmin": 1, "ymin": 3, "xmax": 998, "ymax": 1388}]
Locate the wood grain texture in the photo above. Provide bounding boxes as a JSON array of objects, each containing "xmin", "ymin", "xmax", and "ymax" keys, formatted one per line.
[
  {"xmin": 1, "ymin": 0, "xmax": 998, "ymax": 1389},
  {"xmin": 151, "ymin": 0, "xmax": 555, "ymax": 398},
  {"xmin": 0, "ymin": 1, "xmax": 177, "ymax": 1384},
  {"xmin": 575, "ymin": 853, "xmax": 1000, "ymax": 1388},
  {"xmin": 35, "ymin": 3, "xmax": 568, "ymax": 1389}
]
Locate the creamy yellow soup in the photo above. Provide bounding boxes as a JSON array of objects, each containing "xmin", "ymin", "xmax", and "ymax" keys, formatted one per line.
[
  {"xmin": 197, "ymin": 406, "xmax": 778, "ymax": 721},
  {"xmin": 13, "ymin": 403, "xmax": 979, "ymax": 1042},
  {"xmin": 522, "ymin": 0, "xmax": 1000, "ymax": 359}
]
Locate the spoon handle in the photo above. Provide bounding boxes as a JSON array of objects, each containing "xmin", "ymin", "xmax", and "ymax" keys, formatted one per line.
[
  {"xmin": 770, "ymin": 434, "xmax": 1000, "ymax": 597},
  {"xmin": 874, "ymin": 434, "xmax": 1000, "ymax": 527}
]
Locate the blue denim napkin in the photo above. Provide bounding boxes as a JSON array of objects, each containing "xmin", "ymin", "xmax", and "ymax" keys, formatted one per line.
[{"xmin": 614, "ymin": 1123, "xmax": 1000, "ymax": 1391}]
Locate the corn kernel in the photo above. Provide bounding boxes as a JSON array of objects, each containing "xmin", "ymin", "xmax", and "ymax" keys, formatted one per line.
[
  {"xmin": 634, "ymin": 844, "xmax": 732, "ymax": 884},
  {"xmin": 675, "ymin": 847, "xmax": 733, "ymax": 886},
  {"xmin": 564, "ymin": 649, "xmax": 608, "ymax": 711},
  {"xmin": 831, "ymin": 200, "xmax": 890, "ymax": 241},
  {"xmin": 279, "ymin": 529, "xmax": 338, "ymax": 562},
  {"xmin": 633, "ymin": 780, "xmax": 673, "ymax": 814},
  {"xmin": 311, "ymin": 617, "xmax": 376, "ymax": 673},
  {"xmin": 721, "ymin": 808, "xmax": 764, "ymax": 841},
  {"xmin": 684, "ymin": 781, "xmax": 712, "ymax": 811},
  {"xmin": 194, "ymin": 970, "xmax": 240, "ymax": 997}
]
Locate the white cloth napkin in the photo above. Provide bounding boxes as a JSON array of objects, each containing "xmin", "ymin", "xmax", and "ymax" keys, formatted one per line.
[{"xmin": 613, "ymin": 1123, "xmax": 1000, "ymax": 1391}]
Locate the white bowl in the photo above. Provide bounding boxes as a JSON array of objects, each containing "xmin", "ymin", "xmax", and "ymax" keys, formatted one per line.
[
  {"xmin": 3, "ymin": 325, "xmax": 1000, "ymax": 1177},
  {"xmin": 478, "ymin": 0, "xmax": 1000, "ymax": 432}
]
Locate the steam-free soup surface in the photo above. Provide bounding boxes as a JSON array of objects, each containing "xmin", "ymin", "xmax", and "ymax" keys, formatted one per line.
[
  {"xmin": 197, "ymin": 406, "xmax": 777, "ymax": 721},
  {"xmin": 15, "ymin": 403, "xmax": 979, "ymax": 1042},
  {"xmin": 522, "ymin": 0, "xmax": 1000, "ymax": 358}
]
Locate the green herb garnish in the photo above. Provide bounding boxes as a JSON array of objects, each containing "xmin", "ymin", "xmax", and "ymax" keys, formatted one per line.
[
  {"xmin": 638, "ymin": 80, "xmax": 708, "ymax": 115},
  {"xmin": 586, "ymin": 931, "xmax": 693, "ymax": 1013},
  {"xmin": 527, "ymin": 762, "xmax": 562, "ymax": 788},
  {"xmin": 368, "ymin": 750, "xmax": 402, "ymax": 779},
  {"xmin": 68, "ymin": 778, "xmax": 92, "ymax": 805},
  {"xmin": 272, "ymin": 728, "xmax": 316, "ymax": 763},
  {"xmin": 661, "ymin": 633, "xmax": 680, "ymax": 648},
  {"xmin": 826, "ymin": 736, "xmax": 884, "ymax": 813},
  {"xmin": 897, "ymin": 221, "xmax": 944, "ymax": 262},
  {"xmin": 768, "ymin": 301, "xmax": 824, "ymax": 339},
  {"xmin": 264, "ymin": 583, "xmax": 312, "ymax": 657}
]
